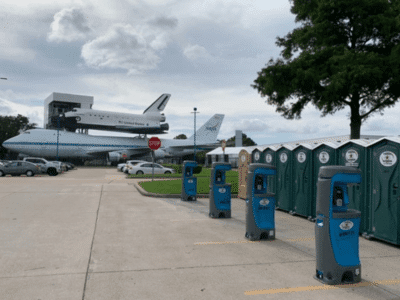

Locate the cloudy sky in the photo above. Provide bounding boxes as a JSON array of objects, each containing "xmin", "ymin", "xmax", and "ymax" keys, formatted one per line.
[{"xmin": 0, "ymin": 0, "xmax": 398, "ymax": 146}]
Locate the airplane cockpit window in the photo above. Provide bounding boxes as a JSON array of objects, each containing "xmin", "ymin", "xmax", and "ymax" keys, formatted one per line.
[{"xmin": 72, "ymin": 109, "xmax": 77, "ymax": 112}]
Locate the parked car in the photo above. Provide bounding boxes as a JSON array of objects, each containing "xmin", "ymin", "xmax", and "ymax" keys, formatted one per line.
[
  {"xmin": 64, "ymin": 162, "xmax": 75, "ymax": 170},
  {"xmin": 50, "ymin": 161, "xmax": 68, "ymax": 172},
  {"xmin": 123, "ymin": 160, "xmax": 148, "ymax": 174},
  {"xmin": 22, "ymin": 157, "xmax": 61, "ymax": 176},
  {"xmin": 128, "ymin": 162, "xmax": 175, "ymax": 175},
  {"xmin": 117, "ymin": 163, "xmax": 127, "ymax": 172},
  {"xmin": 0, "ymin": 161, "xmax": 40, "ymax": 177}
]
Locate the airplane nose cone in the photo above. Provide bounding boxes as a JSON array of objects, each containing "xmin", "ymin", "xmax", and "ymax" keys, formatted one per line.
[{"xmin": 2, "ymin": 137, "xmax": 17, "ymax": 151}]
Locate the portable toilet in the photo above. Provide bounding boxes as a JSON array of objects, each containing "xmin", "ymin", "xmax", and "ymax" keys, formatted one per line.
[
  {"xmin": 337, "ymin": 139, "xmax": 371, "ymax": 236},
  {"xmin": 312, "ymin": 142, "xmax": 341, "ymax": 218},
  {"xmin": 252, "ymin": 148, "xmax": 262, "ymax": 164},
  {"xmin": 292, "ymin": 143, "xmax": 319, "ymax": 220},
  {"xmin": 262, "ymin": 145, "xmax": 281, "ymax": 194},
  {"xmin": 276, "ymin": 144, "xmax": 296, "ymax": 212},
  {"xmin": 238, "ymin": 149, "xmax": 252, "ymax": 199},
  {"xmin": 366, "ymin": 136, "xmax": 400, "ymax": 245}
]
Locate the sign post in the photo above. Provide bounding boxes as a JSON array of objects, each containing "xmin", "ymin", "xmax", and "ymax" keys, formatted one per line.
[{"xmin": 148, "ymin": 137, "xmax": 162, "ymax": 181}]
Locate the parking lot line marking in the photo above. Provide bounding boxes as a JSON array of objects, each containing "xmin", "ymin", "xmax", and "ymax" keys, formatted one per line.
[
  {"xmin": 286, "ymin": 237, "xmax": 315, "ymax": 242},
  {"xmin": 194, "ymin": 240, "xmax": 262, "ymax": 245},
  {"xmin": 171, "ymin": 219, "xmax": 210, "ymax": 222},
  {"xmin": 244, "ymin": 279, "xmax": 400, "ymax": 295},
  {"xmin": 195, "ymin": 237, "xmax": 315, "ymax": 245}
]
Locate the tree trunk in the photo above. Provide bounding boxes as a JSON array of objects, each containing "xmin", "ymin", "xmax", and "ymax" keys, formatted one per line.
[{"xmin": 350, "ymin": 93, "xmax": 361, "ymax": 139}]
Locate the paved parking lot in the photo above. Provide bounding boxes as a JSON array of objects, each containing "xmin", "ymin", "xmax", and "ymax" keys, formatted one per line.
[{"xmin": 0, "ymin": 167, "xmax": 399, "ymax": 299}]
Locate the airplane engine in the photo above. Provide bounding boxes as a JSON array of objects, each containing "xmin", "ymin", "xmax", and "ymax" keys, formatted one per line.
[
  {"xmin": 154, "ymin": 149, "xmax": 169, "ymax": 159},
  {"xmin": 160, "ymin": 123, "xmax": 169, "ymax": 132},
  {"xmin": 107, "ymin": 152, "xmax": 122, "ymax": 164}
]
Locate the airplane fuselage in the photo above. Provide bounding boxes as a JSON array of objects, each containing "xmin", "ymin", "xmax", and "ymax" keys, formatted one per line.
[{"xmin": 2, "ymin": 129, "xmax": 148, "ymax": 159}]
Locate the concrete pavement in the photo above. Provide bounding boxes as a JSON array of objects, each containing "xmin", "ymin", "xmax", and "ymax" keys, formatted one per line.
[{"xmin": 0, "ymin": 168, "xmax": 399, "ymax": 299}]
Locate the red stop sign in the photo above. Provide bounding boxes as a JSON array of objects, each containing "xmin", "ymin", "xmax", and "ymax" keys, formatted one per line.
[{"xmin": 148, "ymin": 137, "xmax": 161, "ymax": 150}]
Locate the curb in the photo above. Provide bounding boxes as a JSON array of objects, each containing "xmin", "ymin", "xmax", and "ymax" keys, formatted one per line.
[{"xmin": 131, "ymin": 180, "xmax": 239, "ymax": 199}]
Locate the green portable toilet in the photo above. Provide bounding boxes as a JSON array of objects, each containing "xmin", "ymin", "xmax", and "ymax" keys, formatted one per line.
[
  {"xmin": 276, "ymin": 144, "xmax": 295, "ymax": 212},
  {"xmin": 292, "ymin": 143, "xmax": 319, "ymax": 220},
  {"xmin": 337, "ymin": 139, "xmax": 371, "ymax": 236},
  {"xmin": 252, "ymin": 148, "xmax": 262, "ymax": 164},
  {"xmin": 262, "ymin": 145, "xmax": 281, "ymax": 194},
  {"xmin": 366, "ymin": 137, "xmax": 400, "ymax": 245},
  {"xmin": 312, "ymin": 142, "xmax": 341, "ymax": 218}
]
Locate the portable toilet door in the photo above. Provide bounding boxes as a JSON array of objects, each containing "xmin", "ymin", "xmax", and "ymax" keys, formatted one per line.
[
  {"xmin": 276, "ymin": 144, "xmax": 295, "ymax": 212},
  {"xmin": 238, "ymin": 149, "xmax": 252, "ymax": 199},
  {"xmin": 252, "ymin": 149, "xmax": 262, "ymax": 164},
  {"xmin": 263, "ymin": 145, "xmax": 281, "ymax": 194},
  {"xmin": 292, "ymin": 143, "xmax": 316, "ymax": 219},
  {"xmin": 367, "ymin": 137, "xmax": 400, "ymax": 245},
  {"xmin": 337, "ymin": 139, "xmax": 370, "ymax": 236},
  {"xmin": 312, "ymin": 142, "xmax": 340, "ymax": 218}
]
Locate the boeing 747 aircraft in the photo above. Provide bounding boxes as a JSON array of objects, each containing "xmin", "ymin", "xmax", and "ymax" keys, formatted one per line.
[
  {"xmin": 52, "ymin": 94, "xmax": 170, "ymax": 134},
  {"xmin": 3, "ymin": 114, "xmax": 225, "ymax": 164}
]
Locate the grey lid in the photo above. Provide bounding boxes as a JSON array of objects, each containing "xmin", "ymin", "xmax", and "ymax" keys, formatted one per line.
[
  {"xmin": 318, "ymin": 166, "xmax": 361, "ymax": 178},
  {"xmin": 249, "ymin": 163, "xmax": 276, "ymax": 172}
]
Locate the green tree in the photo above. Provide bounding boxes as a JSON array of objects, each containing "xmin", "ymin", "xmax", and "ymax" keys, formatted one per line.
[
  {"xmin": 226, "ymin": 133, "xmax": 257, "ymax": 147},
  {"xmin": 174, "ymin": 134, "xmax": 187, "ymax": 139},
  {"xmin": 0, "ymin": 115, "xmax": 37, "ymax": 159},
  {"xmin": 252, "ymin": 0, "xmax": 400, "ymax": 139}
]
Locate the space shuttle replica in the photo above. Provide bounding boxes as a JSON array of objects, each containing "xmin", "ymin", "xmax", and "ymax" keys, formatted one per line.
[{"xmin": 50, "ymin": 94, "xmax": 170, "ymax": 135}]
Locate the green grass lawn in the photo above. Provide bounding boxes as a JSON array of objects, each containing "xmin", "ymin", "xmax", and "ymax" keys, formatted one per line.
[
  {"xmin": 128, "ymin": 168, "xmax": 237, "ymax": 179},
  {"xmin": 139, "ymin": 176, "xmax": 239, "ymax": 194}
]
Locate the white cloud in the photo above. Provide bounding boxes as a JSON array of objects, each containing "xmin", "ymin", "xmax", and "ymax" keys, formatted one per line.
[
  {"xmin": 80, "ymin": 20, "xmax": 177, "ymax": 74},
  {"xmin": 47, "ymin": 7, "xmax": 92, "ymax": 43},
  {"xmin": 0, "ymin": 98, "xmax": 43, "ymax": 126},
  {"xmin": 183, "ymin": 44, "xmax": 210, "ymax": 60},
  {"xmin": 0, "ymin": 32, "xmax": 36, "ymax": 62}
]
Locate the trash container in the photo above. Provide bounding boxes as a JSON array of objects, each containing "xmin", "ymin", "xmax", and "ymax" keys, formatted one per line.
[
  {"xmin": 315, "ymin": 166, "xmax": 362, "ymax": 285},
  {"xmin": 276, "ymin": 145, "xmax": 295, "ymax": 212},
  {"xmin": 182, "ymin": 160, "xmax": 197, "ymax": 201},
  {"xmin": 337, "ymin": 140, "xmax": 370, "ymax": 236},
  {"xmin": 366, "ymin": 137, "xmax": 400, "ymax": 245},
  {"xmin": 245, "ymin": 163, "xmax": 277, "ymax": 240},
  {"xmin": 209, "ymin": 162, "xmax": 232, "ymax": 218},
  {"xmin": 292, "ymin": 143, "xmax": 317, "ymax": 220}
]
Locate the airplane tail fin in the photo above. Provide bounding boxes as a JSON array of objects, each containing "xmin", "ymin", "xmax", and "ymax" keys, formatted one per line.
[
  {"xmin": 188, "ymin": 114, "xmax": 224, "ymax": 144},
  {"xmin": 143, "ymin": 94, "xmax": 171, "ymax": 114}
]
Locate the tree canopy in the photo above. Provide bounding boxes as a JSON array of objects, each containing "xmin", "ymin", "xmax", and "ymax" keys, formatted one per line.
[
  {"xmin": 226, "ymin": 133, "xmax": 257, "ymax": 147},
  {"xmin": 252, "ymin": 0, "xmax": 400, "ymax": 139},
  {"xmin": 0, "ymin": 115, "xmax": 37, "ymax": 159},
  {"xmin": 174, "ymin": 134, "xmax": 187, "ymax": 139}
]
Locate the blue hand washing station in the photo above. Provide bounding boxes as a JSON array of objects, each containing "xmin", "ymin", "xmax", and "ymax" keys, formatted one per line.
[
  {"xmin": 209, "ymin": 162, "xmax": 232, "ymax": 218},
  {"xmin": 315, "ymin": 166, "xmax": 362, "ymax": 285},
  {"xmin": 245, "ymin": 163, "xmax": 277, "ymax": 241},
  {"xmin": 181, "ymin": 161, "xmax": 198, "ymax": 201}
]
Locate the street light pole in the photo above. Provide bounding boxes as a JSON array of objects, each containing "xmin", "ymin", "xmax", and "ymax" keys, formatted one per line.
[
  {"xmin": 56, "ymin": 115, "xmax": 60, "ymax": 161},
  {"xmin": 191, "ymin": 108, "xmax": 199, "ymax": 162}
]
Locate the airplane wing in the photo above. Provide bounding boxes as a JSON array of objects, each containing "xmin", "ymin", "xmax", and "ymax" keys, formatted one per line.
[
  {"xmin": 168, "ymin": 142, "xmax": 221, "ymax": 150},
  {"xmin": 86, "ymin": 148, "xmax": 151, "ymax": 156}
]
